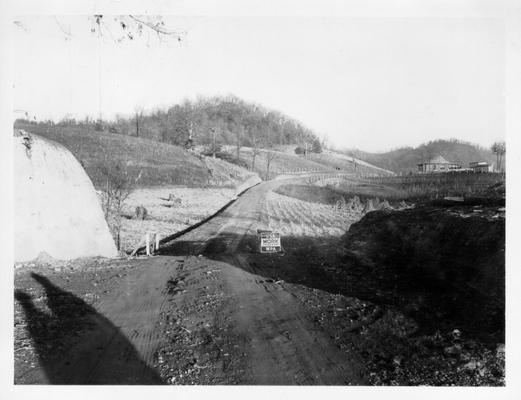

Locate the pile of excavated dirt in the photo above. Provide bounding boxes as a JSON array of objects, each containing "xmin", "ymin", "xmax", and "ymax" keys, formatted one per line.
[
  {"xmin": 341, "ymin": 203, "xmax": 505, "ymax": 342},
  {"xmin": 335, "ymin": 201, "xmax": 505, "ymax": 385}
]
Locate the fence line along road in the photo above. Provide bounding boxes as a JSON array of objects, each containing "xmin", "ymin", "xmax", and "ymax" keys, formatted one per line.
[{"xmin": 366, "ymin": 171, "xmax": 505, "ymax": 186}]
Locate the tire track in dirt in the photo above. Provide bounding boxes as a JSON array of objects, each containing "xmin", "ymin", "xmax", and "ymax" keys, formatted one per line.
[
  {"xmin": 81, "ymin": 259, "xmax": 179, "ymax": 383},
  {"xmin": 221, "ymin": 254, "xmax": 364, "ymax": 384}
]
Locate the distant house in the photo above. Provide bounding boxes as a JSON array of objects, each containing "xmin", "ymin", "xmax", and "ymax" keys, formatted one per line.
[
  {"xmin": 417, "ymin": 155, "xmax": 461, "ymax": 174},
  {"xmin": 469, "ymin": 161, "xmax": 493, "ymax": 173}
]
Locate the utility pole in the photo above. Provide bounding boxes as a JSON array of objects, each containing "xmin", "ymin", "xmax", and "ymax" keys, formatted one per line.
[{"xmin": 212, "ymin": 128, "xmax": 216, "ymax": 158}]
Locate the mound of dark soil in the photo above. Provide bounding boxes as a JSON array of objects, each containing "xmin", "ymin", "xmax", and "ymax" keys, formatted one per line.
[{"xmin": 341, "ymin": 204, "xmax": 505, "ymax": 343}]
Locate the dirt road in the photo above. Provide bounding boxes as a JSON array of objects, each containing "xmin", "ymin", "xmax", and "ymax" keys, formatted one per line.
[
  {"xmin": 156, "ymin": 176, "xmax": 364, "ymax": 384},
  {"xmin": 15, "ymin": 176, "xmax": 365, "ymax": 385}
]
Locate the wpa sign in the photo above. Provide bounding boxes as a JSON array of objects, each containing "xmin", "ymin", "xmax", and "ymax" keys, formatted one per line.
[{"xmin": 259, "ymin": 231, "xmax": 282, "ymax": 253}]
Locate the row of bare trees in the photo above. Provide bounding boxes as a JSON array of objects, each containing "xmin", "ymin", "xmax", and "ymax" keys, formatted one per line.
[{"xmin": 263, "ymin": 150, "xmax": 278, "ymax": 180}]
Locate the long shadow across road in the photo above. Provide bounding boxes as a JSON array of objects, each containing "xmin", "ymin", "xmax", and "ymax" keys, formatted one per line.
[{"xmin": 15, "ymin": 273, "xmax": 163, "ymax": 385}]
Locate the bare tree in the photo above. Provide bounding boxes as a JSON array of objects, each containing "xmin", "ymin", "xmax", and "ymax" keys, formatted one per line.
[
  {"xmin": 211, "ymin": 128, "xmax": 218, "ymax": 158},
  {"xmin": 264, "ymin": 150, "xmax": 278, "ymax": 180},
  {"xmin": 98, "ymin": 159, "xmax": 142, "ymax": 250},
  {"xmin": 491, "ymin": 141, "xmax": 506, "ymax": 172},
  {"xmin": 300, "ymin": 141, "xmax": 312, "ymax": 157},
  {"xmin": 15, "ymin": 15, "xmax": 187, "ymax": 44},
  {"xmin": 250, "ymin": 135, "xmax": 263, "ymax": 171},
  {"xmin": 235, "ymin": 125, "xmax": 245, "ymax": 161},
  {"xmin": 251, "ymin": 146, "xmax": 262, "ymax": 172},
  {"xmin": 134, "ymin": 106, "xmax": 144, "ymax": 137},
  {"xmin": 90, "ymin": 15, "xmax": 186, "ymax": 43}
]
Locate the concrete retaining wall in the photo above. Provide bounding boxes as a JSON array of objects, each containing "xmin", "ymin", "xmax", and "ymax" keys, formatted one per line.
[{"xmin": 14, "ymin": 132, "xmax": 118, "ymax": 261}]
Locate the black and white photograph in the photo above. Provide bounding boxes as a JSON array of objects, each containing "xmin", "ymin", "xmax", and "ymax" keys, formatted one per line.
[{"xmin": 1, "ymin": 0, "xmax": 520, "ymax": 396}]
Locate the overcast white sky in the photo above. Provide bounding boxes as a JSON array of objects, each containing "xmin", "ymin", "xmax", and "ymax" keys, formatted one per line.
[{"xmin": 13, "ymin": 15, "xmax": 505, "ymax": 152}]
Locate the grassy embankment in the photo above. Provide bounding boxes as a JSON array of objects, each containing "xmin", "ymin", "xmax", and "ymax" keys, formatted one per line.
[
  {"xmin": 226, "ymin": 147, "xmax": 329, "ymax": 179},
  {"xmin": 14, "ymin": 122, "xmax": 256, "ymax": 189},
  {"xmin": 226, "ymin": 146, "xmax": 394, "ymax": 180}
]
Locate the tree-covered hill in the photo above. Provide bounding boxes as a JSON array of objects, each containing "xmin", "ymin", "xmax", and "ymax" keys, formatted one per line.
[{"xmin": 110, "ymin": 95, "xmax": 320, "ymax": 150}]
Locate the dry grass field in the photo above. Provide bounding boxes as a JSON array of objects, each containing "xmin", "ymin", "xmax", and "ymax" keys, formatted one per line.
[
  {"xmin": 275, "ymin": 181, "xmax": 408, "ymax": 206},
  {"xmin": 116, "ymin": 187, "xmax": 237, "ymax": 252},
  {"xmin": 258, "ymin": 191, "xmax": 359, "ymax": 238}
]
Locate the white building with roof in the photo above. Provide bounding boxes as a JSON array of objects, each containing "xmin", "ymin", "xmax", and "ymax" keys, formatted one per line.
[{"xmin": 417, "ymin": 155, "xmax": 461, "ymax": 174}]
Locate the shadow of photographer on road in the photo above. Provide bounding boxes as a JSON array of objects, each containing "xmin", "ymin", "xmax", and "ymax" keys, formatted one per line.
[{"xmin": 14, "ymin": 272, "xmax": 163, "ymax": 385}]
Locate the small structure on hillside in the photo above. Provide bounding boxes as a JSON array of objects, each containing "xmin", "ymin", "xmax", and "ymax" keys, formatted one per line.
[
  {"xmin": 14, "ymin": 130, "xmax": 118, "ymax": 262},
  {"xmin": 469, "ymin": 161, "xmax": 493, "ymax": 173},
  {"xmin": 417, "ymin": 155, "xmax": 461, "ymax": 174}
]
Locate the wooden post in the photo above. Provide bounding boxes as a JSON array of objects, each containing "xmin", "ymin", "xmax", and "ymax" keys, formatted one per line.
[{"xmin": 145, "ymin": 233, "xmax": 150, "ymax": 256}]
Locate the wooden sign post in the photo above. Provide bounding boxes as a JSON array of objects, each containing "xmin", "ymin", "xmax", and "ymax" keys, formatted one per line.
[{"xmin": 130, "ymin": 232, "xmax": 161, "ymax": 257}]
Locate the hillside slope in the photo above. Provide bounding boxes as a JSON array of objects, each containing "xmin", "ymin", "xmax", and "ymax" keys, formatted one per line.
[
  {"xmin": 223, "ymin": 146, "xmax": 393, "ymax": 179},
  {"xmin": 307, "ymin": 151, "xmax": 394, "ymax": 176},
  {"xmin": 14, "ymin": 122, "xmax": 255, "ymax": 189},
  {"xmin": 346, "ymin": 140, "xmax": 496, "ymax": 174},
  {"xmin": 230, "ymin": 146, "xmax": 329, "ymax": 179}
]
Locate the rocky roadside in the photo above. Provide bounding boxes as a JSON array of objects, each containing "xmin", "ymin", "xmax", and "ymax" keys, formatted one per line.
[{"xmin": 289, "ymin": 283, "xmax": 505, "ymax": 386}]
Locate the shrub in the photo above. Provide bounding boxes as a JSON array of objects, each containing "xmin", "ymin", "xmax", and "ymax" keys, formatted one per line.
[
  {"xmin": 135, "ymin": 206, "xmax": 148, "ymax": 220},
  {"xmin": 295, "ymin": 146, "xmax": 305, "ymax": 155}
]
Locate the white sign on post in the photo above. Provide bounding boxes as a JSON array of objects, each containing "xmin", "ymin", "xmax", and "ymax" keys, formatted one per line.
[{"xmin": 259, "ymin": 231, "xmax": 281, "ymax": 253}]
